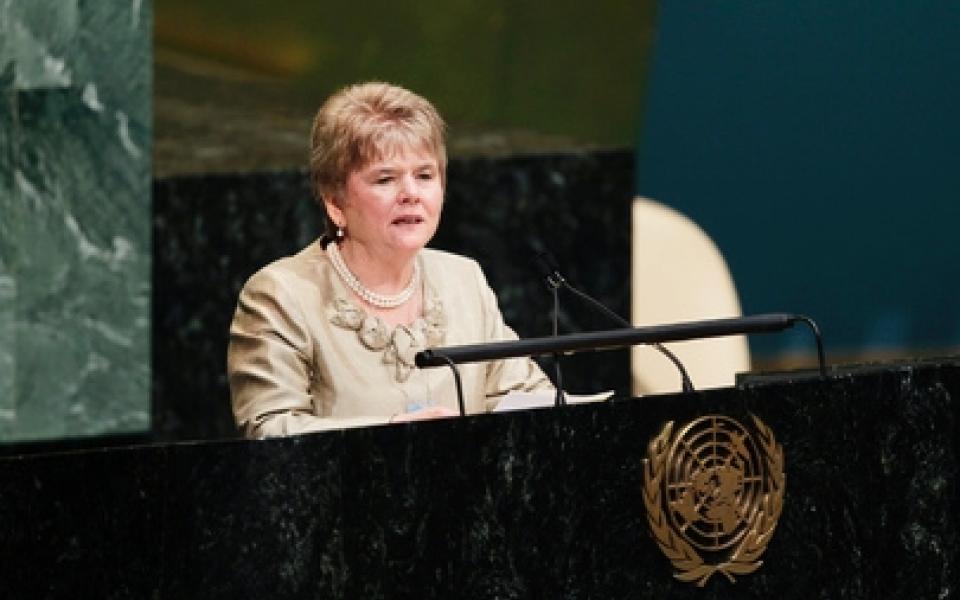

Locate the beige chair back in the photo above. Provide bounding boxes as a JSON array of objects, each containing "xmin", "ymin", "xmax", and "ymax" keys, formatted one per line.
[{"xmin": 631, "ymin": 197, "xmax": 751, "ymax": 395}]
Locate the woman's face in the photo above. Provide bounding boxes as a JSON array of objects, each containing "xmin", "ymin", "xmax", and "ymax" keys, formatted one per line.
[{"xmin": 327, "ymin": 147, "xmax": 443, "ymax": 260}]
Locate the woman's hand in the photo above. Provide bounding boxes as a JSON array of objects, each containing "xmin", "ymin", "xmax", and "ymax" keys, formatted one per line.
[{"xmin": 390, "ymin": 406, "xmax": 460, "ymax": 423}]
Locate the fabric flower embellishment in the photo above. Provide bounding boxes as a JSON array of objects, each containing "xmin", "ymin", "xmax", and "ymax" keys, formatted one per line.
[
  {"xmin": 359, "ymin": 315, "xmax": 390, "ymax": 351},
  {"xmin": 329, "ymin": 297, "xmax": 365, "ymax": 330},
  {"xmin": 383, "ymin": 324, "xmax": 428, "ymax": 382},
  {"xmin": 422, "ymin": 296, "xmax": 446, "ymax": 347},
  {"xmin": 328, "ymin": 283, "xmax": 447, "ymax": 383}
]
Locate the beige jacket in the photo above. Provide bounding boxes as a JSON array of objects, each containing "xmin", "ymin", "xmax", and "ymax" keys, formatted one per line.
[{"xmin": 228, "ymin": 241, "xmax": 551, "ymax": 438}]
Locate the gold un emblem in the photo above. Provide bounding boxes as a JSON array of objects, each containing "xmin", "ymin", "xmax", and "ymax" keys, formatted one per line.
[{"xmin": 643, "ymin": 414, "xmax": 785, "ymax": 586}]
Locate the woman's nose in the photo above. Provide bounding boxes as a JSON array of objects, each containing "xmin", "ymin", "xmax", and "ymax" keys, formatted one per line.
[{"xmin": 399, "ymin": 174, "xmax": 420, "ymax": 201}]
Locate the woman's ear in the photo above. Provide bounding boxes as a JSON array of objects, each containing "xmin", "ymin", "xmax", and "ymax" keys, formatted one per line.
[{"xmin": 323, "ymin": 194, "xmax": 345, "ymax": 228}]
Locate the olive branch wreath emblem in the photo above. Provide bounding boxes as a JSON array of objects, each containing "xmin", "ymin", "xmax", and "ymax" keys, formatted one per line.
[{"xmin": 642, "ymin": 414, "xmax": 785, "ymax": 587}]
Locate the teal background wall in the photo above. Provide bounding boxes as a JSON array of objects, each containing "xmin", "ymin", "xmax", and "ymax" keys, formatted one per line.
[
  {"xmin": 0, "ymin": 2, "xmax": 152, "ymax": 442},
  {"xmin": 637, "ymin": 1, "xmax": 960, "ymax": 360}
]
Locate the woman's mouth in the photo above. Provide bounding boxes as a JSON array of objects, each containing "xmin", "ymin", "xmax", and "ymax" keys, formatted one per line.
[{"xmin": 392, "ymin": 216, "xmax": 425, "ymax": 225}]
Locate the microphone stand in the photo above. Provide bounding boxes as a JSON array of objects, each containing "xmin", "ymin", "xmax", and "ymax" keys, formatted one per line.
[
  {"xmin": 545, "ymin": 270, "xmax": 567, "ymax": 407},
  {"xmin": 417, "ymin": 313, "xmax": 827, "ymax": 377},
  {"xmin": 434, "ymin": 354, "xmax": 466, "ymax": 417}
]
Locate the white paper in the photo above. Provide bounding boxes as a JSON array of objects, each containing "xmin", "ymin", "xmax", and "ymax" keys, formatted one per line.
[{"xmin": 492, "ymin": 389, "xmax": 614, "ymax": 413}]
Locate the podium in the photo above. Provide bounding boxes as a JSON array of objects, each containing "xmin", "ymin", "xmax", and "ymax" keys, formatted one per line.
[{"xmin": 1, "ymin": 357, "xmax": 957, "ymax": 598}]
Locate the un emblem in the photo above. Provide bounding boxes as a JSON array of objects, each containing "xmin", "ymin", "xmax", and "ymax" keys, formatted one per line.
[{"xmin": 642, "ymin": 415, "xmax": 785, "ymax": 586}]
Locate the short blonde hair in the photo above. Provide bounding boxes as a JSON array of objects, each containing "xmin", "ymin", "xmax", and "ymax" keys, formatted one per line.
[{"xmin": 309, "ymin": 82, "xmax": 447, "ymax": 234}]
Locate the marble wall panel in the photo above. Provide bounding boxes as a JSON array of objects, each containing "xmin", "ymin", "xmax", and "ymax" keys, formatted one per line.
[
  {"xmin": 0, "ymin": 42, "xmax": 13, "ymax": 427},
  {"xmin": 0, "ymin": 1, "xmax": 152, "ymax": 442}
]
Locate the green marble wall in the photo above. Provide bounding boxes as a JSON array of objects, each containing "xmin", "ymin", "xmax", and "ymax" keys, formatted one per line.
[{"xmin": 0, "ymin": 1, "xmax": 151, "ymax": 442}]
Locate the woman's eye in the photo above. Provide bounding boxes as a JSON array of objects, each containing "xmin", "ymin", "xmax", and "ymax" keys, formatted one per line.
[
  {"xmin": 376, "ymin": 176, "xmax": 394, "ymax": 184},
  {"xmin": 417, "ymin": 172, "xmax": 435, "ymax": 180}
]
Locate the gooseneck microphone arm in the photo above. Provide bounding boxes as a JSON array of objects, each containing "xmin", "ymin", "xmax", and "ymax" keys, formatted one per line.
[
  {"xmin": 562, "ymin": 283, "xmax": 695, "ymax": 394},
  {"xmin": 535, "ymin": 251, "xmax": 695, "ymax": 393},
  {"xmin": 794, "ymin": 315, "xmax": 827, "ymax": 378},
  {"xmin": 434, "ymin": 354, "xmax": 467, "ymax": 417}
]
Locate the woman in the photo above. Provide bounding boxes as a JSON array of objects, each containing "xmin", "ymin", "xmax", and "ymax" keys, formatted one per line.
[{"xmin": 227, "ymin": 81, "xmax": 551, "ymax": 438}]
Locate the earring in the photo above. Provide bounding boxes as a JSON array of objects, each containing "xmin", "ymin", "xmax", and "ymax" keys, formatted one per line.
[{"xmin": 336, "ymin": 225, "xmax": 344, "ymax": 239}]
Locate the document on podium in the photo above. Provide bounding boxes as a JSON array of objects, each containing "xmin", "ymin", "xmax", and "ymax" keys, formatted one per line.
[{"xmin": 492, "ymin": 390, "xmax": 614, "ymax": 413}]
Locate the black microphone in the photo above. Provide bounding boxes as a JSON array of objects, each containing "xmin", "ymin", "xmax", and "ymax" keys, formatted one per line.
[
  {"xmin": 533, "ymin": 251, "xmax": 567, "ymax": 406},
  {"xmin": 533, "ymin": 249, "xmax": 695, "ymax": 393}
]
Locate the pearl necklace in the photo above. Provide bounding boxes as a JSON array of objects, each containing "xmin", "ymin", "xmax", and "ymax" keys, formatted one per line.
[{"xmin": 327, "ymin": 242, "xmax": 420, "ymax": 308}]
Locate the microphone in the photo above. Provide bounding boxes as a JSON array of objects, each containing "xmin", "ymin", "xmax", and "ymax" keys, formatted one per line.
[
  {"xmin": 533, "ymin": 249, "xmax": 695, "ymax": 393},
  {"xmin": 531, "ymin": 249, "xmax": 567, "ymax": 406}
]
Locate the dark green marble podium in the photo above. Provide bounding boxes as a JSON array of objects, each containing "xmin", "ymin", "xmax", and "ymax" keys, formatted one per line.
[{"xmin": 1, "ymin": 357, "xmax": 957, "ymax": 598}]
